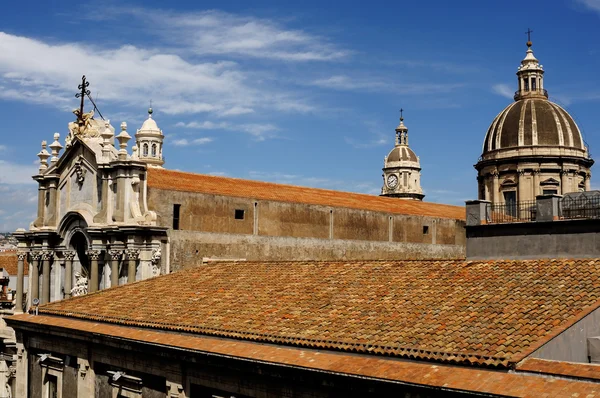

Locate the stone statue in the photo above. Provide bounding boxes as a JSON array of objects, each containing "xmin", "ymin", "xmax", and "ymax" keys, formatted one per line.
[
  {"xmin": 68, "ymin": 109, "xmax": 97, "ymax": 139},
  {"xmin": 151, "ymin": 248, "xmax": 161, "ymax": 277},
  {"xmin": 71, "ymin": 272, "xmax": 88, "ymax": 297}
]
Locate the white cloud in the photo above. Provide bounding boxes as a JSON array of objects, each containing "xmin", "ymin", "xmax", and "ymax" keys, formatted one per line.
[
  {"xmin": 0, "ymin": 160, "xmax": 38, "ymax": 185},
  {"xmin": 492, "ymin": 83, "xmax": 514, "ymax": 99},
  {"xmin": 171, "ymin": 137, "xmax": 214, "ymax": 146},
  {"xmin": 311, "ymin": 75, "xmax": 463, "ymax": 94},
  {"xmin": 575, "ymin": 0, "xmax": 600, "ymax": 12},
  {"xmin": 176, "ymin": 121, "xmax": 278, "ymax": 141},
  {"xmin": 0, "ymin": 31, "xmax": 313, "ymax": 118},
  {"xmin": 0, "ymin": 145, "xmax": 6, "ymax": 152},
  {"xmin": 109, "ymin": 9, "xmax": 350, "ymax": 62}
]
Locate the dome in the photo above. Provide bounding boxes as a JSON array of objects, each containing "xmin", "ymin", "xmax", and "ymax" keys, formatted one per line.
[
  {"xmin": 482, "ymin": 98, "xmax": 584, "ymax": 154},
  {"xmin": 140, "ymin": 117, "xmax": 160, "ymax": 133},
  {"xmin": 386, "ymin": 146, "xmax": 418, "ymax": 162}
]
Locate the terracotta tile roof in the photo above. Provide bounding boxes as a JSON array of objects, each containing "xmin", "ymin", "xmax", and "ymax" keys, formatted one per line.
[
  {"xmin": 0, "ymin": 251, "xmax": 27, "ymax": 276},
  {"xmin": 147, "ymin": 168, "xmax": 465, "ymax": 220},
  {"xmin": 34, "ymin": 259, "xmax": 600, "ymax": 368},
  {"xmin": 517, "ymin": 358, "xmax": 600, "ymax": 382},
  {"xmin": 7, "ymin": 314, "xmax": 600, "ymax": 396}
]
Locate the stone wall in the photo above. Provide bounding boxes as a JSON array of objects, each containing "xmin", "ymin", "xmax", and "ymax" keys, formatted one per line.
[
  {"xmin": 148, "ymin": 188, "xmax": 466, "ymax": 269},
  {"xmin": 466, "ymin": 218, "xmax": 600, "ymax": 260},
  {"xmin": 169, "ymin": 231, "xmax": 465, "ymax": 269}
]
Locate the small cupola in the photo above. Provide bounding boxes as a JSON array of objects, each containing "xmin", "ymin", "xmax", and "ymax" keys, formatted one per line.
[
  {"xmin": 380, "ymin": 110, "xmax": 424, "ymax": 201},
  {"xmin": 514, "ymin": 30, "xmax": 547, "ymax": 101},
  {"xmin": 135, "ymin": 107, "xmax": 164, "ymax": 168}
]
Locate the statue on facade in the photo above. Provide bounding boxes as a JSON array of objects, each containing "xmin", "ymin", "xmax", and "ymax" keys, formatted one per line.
[
  {"xmin": 151, "ymin": 248, "xmax": 161, "ymax": 277},
  {"xmin": 71, "ymin": 272, "xmax": 88, "ymax": 297}
]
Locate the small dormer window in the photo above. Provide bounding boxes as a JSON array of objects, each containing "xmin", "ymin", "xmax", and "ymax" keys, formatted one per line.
[
  {"xmin": 152, "ymin": 144, "xmax": 157, "ymax": 157},
  {"xmin": 143, "ymin": 143, "xmax": 148, "ymax": 157}
]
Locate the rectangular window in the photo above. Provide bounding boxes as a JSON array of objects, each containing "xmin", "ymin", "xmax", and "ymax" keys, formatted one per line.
[
  {"xmin": 524, "ymin": 79, "xmax": 529, "ymax": 91},
  {"xmin": 503, "ymin": 191, "xmax": 517, "ymax": 217},
  {"xmin": 47, "ymin": 374, "xmax": 57, "ymax": 398},
  {"xmin": 422, "ymin": 225, "xmax": 429, "ymax": 235},
  {"xmin": 173, "ymin": 204, "xmax": 181, "ymax": 230},
  {"xmin": 234, "ymin": 209, "xmax": 245, "ymax": 220},
  {"xmin": 531, "ymin": 78, "xmax": 537, "ymax": 90},
  {"xmin": 543, "ymin": 189, "xmax": 558, "ymax": 195}
]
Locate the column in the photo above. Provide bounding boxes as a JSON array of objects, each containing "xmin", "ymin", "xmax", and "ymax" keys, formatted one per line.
[
  {"xmin": 532, "ymin": 169, "xmax": 540, "ymax": 198},
  {"xmin": 30, "ymin": 252, "xmax": 41, "ymax": 303},
  {"xmin": 87, "ymin": 250, "xmax": 101, "ymax": 293},
  {"xmin": 16, "ymin": 251, "xmax": 26, "ymax": 313},
  {"xmin": 15, "ymin": 342, "xmax": 28, "ymax": 398},
  {"xmin": 126, "ymin": 249, "xmax": 140, "ymax": 284},
  {"xmin": 586, "ymin": 173, "xmax": 592, "ymax": 191},
  {"xmin": 491, "ymin": 171, "xmax": 500, "ymax": 204},
  {"xmin": 41, "ymin": 250, "xmax": 52, "ymax": 305},
  {"xmin": 109, "ymin": 250, "xmax": 122, "ymax": 288},
  {"xmin": 63, "ymin": 251, "xmax": 75, "ymax": 299},
  {"xmin": 517, "ymin": 169, "xmax": 526, "ymax": 201},
  {"xmin": 560, "ymin": 170, "xmax": 569, "ymax": 195}
]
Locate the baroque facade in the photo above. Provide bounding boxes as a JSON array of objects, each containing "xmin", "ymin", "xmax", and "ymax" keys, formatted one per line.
[
  {"xmin": 475, "ymin": 40, "xmax": 594, "ymax": 204},
  {"xmin": 380, "ymin": 113, "xmax": 424, "ymax": 200},
  {"xmin": 13, "ymin": 111, "xmax": 169, "ymax": 312}
]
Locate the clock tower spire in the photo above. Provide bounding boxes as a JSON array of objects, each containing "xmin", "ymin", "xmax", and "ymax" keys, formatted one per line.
[{"xmin": 380, "ymin": 110, "xmax": 424, "ymax": 200}]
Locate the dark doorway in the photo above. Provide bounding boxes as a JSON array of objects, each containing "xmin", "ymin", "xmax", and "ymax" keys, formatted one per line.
[{"xmin": 70, "ymin": 232, "xmax": 90, "ymax": 278}]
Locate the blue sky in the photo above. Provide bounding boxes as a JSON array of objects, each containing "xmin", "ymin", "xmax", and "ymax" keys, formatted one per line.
[{"xmin": 1, "ymin": 0, "xmax": 600, "ymax": 231}]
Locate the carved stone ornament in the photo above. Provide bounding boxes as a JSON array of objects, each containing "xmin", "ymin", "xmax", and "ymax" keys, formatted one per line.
[
  {"xmin": 151, "ymin": 248, "xmax": 162, "ymax": 276},
  {"xmin": 40, "ymin": 251, "xmax": 53, "ymax": 261},
  {"xmin": 126, "ymin": 249, "xmax": 140, "ymax": 260},
  {"xmin": 74, "ymin": 155, "xmax": 87, "ymax": 187},
  {"xmin": 16, "ymin": 251, "xmax": 27, "ymax": 261},
  {"xmin": 86, "ymin": 250, "xmax": 101, "ymax": 261},
  {"xmin": 71, "ymin": 272, "xmax": 88, "ymax": 297},
  {"xmin": 63, "ymin": 251, "xmax": 76, "ymax": 261},
  {"xmin": 109, "ymin": 250, "xmax": 122, "ymax": 261}
]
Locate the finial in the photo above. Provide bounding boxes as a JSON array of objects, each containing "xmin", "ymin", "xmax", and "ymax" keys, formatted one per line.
[
  {"xmin": 49, "ymin": 133, "xmax": 63, "ymax": 164},
  {"xmin": 400, "ymin": 108, "xmax": 404, "ymax": 122},
  {"xmin": 37, "ymin": 141, "xmax": 50, "ymax": 172},
  {"xmin": 148, "ymin": 100, "xmax": 153, "ymax": 117},
  {"xmin": 525, "ymin": 28, "xmax": 533, "ymax": 48},
  {"xmin": 116, "ymin": 122, "xmax": 131, "ymax": 160}
]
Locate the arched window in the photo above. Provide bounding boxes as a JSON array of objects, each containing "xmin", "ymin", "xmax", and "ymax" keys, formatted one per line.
[
  {"xmin": 143, "ymin": 143, "xmax": 148, "ymax": 156},
  {"xmin": 152, "ymin": 144, "xmax": 157, "ymax": 157}
]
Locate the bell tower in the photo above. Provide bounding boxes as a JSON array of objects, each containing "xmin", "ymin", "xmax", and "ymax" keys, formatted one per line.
[
  {"xmin": 135, "ymin": 107, "xmax": 164, "ymax": 168},
  {"xmin": 380, "ymin": 110, "xmax": 424, "ymax": 200}
]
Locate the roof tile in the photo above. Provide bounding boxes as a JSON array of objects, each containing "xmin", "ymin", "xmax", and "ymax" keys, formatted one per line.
[
  {"xmin": 34, "ymin": 258, "xmax": 600, "ymax": 368},
  {"xmin": 147, "ymin": 168, "xmax": 465, "ymax": 220}
]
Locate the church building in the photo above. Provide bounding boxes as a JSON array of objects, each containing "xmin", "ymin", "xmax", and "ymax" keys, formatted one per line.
[{"xmin": 476, "ymin": 38, "xmax": 593, "ymax": 204}]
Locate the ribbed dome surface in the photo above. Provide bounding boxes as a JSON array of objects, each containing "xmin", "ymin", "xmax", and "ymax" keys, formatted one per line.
[
  {"xmin": 387, "ymin": 146, "xmax": 418, "ymax": 162},
  {"xmin": 483, "ymin": 99, "xmax": 583, "ymax": 153}
]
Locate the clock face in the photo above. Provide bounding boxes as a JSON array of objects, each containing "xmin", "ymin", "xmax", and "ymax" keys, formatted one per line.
[{"xmin": 387, "ymin": 174, "xmax": 398, "ymax": 188}]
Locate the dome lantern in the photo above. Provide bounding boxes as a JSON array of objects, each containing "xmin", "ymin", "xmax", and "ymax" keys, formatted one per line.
[{"xmin": 514, "ymin": 30, "xmax": 547, "ymax": 101}]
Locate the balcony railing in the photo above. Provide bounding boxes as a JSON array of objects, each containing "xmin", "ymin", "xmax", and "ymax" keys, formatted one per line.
[
  {"xmin": 487, "ymin": 200, "xmax": 537, "ymax": 224},
  {"xmin": 514, "ymin": 89, "xmax": 549, "ymax": 101}
]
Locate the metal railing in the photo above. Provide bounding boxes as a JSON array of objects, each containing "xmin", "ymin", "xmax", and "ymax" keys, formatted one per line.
[
  {"xmin": 487, "ymin": 200, "xmax": 537, "ymax": 224},
  {"xmin": 561, "ymin": 194, "xmax": 600, "ymax": 220},
  {"xmin": 513, "ymin": 89, "xmax": 549, "ymax": 101}
]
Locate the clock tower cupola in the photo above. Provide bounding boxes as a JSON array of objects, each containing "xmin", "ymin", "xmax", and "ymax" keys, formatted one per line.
[{"xmin": 380, "ymin": 110, "xmax": 424, "ymax": 200}]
